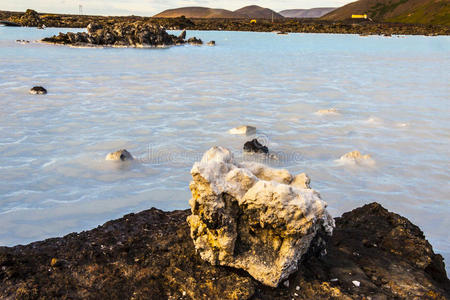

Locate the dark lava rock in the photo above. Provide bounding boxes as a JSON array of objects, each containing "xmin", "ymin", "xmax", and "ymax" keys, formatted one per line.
[
  {"xmin": 0, "ymin": 20, "xmax": 21, "ymax": 27},
  {"xmin": 0, "ymin": 203, "xmax": 448, "ymax": 299},
  {"xmin": 187, "ymin": 37, "xmax": 203, "ymax": 45},
  {"xmin": 178, "ymin": 28, "xmax": 186, "ymax": 39},
  {"xmin": 41, "ymin": 21, "xmax": 198, "ymax": 48},
  {"xmin": 10, "ymin": 9, "xmax": 43, "ymax": 27},
  {"xmin": 29, "ymin": 86, "xmax": 47, "ymax": 95},
  {"xmin": 244, "ymin": 138, "xmax": 269, "ymax": 154}
]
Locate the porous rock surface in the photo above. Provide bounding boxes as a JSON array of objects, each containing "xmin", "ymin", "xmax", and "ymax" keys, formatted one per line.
[
  {"xmin": 41, "ymin": 21, "xmax": 192, "ymax": 47},
  {"xmin": 187, "ymin": 146, "xmax": 334, "ymax": 287},
  {"xmin": 243, "ymin": 138, "xmax": 269, "ymax": 154},
  {"xmin": 105, "ymin": 149, "xmax": 133, "ymax": 161},
  {"xmin": 9, "ymin": 9, "xmax": 43, "ymax": 27},
  {"xmin": 0, "ymin": 203, "xmax": 448, "ymax": 299}
]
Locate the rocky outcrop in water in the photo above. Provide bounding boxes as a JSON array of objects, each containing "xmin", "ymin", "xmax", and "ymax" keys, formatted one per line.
[
  {"xmin": 29, "ymin": 86, "xmax": 47, "ymax": 95},
  {"xmin": 105, "ymin": 149, "xmax": 133, "ymax": 161},
  {"xmin": 187, "ymin": 147, "xmax": 334, "ymax": 287},
  {"xmin": 41, "ymin": 21, "xmax": 195, "ymax": 47}
]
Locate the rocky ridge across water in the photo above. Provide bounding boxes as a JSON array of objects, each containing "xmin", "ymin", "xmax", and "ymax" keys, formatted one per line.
[
  {"xmin": 2, "ymin": 9, "xmax": 449, "ymax": 36},
  {"xmin": 41, "ymin": 21, "xmax": 198, "ymax": 47}
]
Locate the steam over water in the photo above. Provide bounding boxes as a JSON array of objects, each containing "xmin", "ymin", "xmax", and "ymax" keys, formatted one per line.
[{"xmin": 0, "ymin": 27, "xmax": 449, "ymax": 271}]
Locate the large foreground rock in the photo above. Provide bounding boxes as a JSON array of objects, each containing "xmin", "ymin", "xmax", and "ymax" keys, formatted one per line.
[
  {"xmin": 0, "ymin": 203, "xmax": 448, "ymax": 299},
  {"xmin": 187, "ymin": 146, "xmax": 334, "ymax": 287},
  {"xmin": 41, "ymin": 21, "xmax": 192, "ymax": 47}
]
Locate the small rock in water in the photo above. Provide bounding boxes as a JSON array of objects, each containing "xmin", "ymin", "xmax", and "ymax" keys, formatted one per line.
[
  {"xmin": 228, "ymin": 125, "xmax": 256, "ymax": 135},
  {"xmin": 207, "ymin": 40, "xmax": 216, "ymax": 46},
  {"xmin": 187, "ymin": 37, "xmax": 203, "ymax": 45},
  {"xmin": 339, "ymin": 150, "xmax": 374, "ymax": 165},
  {"xmin": 243, "ymin": 139, "xmax": 268, "ymax": 154},
  {"xmin": 352, "ymin": 280, "xmax": 361, "ymax": 287},
  {"xmin": 29, "ymin": 86, "xmax": 47, "ymax": 95},
  {"xmin": 16, "ymin": 39, "xmax": 30, "ymax": 44},
  {"xmin": 315, "ymin": 108, "xmax": 339, "ymax": 115},
  {"xmin": 105, "ymin": 149, "xmax": 133, "ymax": 161}
]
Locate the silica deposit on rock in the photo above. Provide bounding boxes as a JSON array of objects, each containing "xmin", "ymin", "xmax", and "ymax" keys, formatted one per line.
[{"xmin": 187, "ymin": 146, "xmax": 334, "ymax": 287}]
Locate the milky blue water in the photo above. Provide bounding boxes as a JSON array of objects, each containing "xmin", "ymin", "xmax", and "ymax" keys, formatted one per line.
[{"xmin": 0, "ymin": 27, "xmax": 449, "ymax": 271}]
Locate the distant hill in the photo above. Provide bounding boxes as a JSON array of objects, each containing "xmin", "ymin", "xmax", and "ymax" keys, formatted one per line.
[
  {"xmin": 154, "ymin": 7, "xmax": 246, "ymax": 18},
  {"xmin": 321, "ymin": 0, "xmax": 450, "ymax": 26},
  {"xmin": 234, "ymin": 5, "xmax": 284, "ymax": 19},
  {"xmin": 279, "ymin": 8, "xmax": 336, "ymax": 18}
]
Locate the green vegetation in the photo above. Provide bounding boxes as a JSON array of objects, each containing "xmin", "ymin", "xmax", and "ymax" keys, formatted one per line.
[
  {"xmin": 368, "ymin": 0, "xmax": 408, "ymax": 20},
  {"xmin": 387, "ymin": 0, "xmax": 450, "ymax": 26}
]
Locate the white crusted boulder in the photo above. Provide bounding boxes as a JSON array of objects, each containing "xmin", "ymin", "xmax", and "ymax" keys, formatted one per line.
[{"xmin": 187, "ymin": 146, "xmax": 334, "ymax": 287}]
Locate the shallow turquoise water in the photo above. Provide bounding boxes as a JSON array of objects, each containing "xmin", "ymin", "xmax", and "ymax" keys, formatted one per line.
[{"xmin": 0, "ymin": 27, "xmax": 449, "ymax": 271}]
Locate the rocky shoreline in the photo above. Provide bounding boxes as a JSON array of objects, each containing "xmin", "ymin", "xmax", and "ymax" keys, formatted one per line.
[
  {"xmin": 1, "ymin": 9, "xmax": 449, "ymax": 36},
  {"xmin": 0, "ymin": 202, "xmax": 448, "ymax": 299}
]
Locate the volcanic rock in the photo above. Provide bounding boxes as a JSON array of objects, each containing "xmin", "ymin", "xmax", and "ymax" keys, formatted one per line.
[
  {"xmin": 42, "ymin": 21, "xmax": 195, "ymax": 48},
  {"xmin": 29, "ymin": 86, "xmax": 47, "ymax": 95},
  {"xmin": 187, "ymin": 146, "xmax": 334, "ymax": 287},
  {"xmin": 105, "ymin": 149, "xmax": 133, "ymax": 161},
  {"xmin": 14, "ymin": 9, "xmax": 43, "ymax": 27},
  {"xmin": 243, "ymin": 138, "xmax": 268, "ymax": 154},
  {"xmin": 0, "ymin": 202, "xmax": 448, "ymax": 299},
  {"xmin": 187, "ymin": 37, "xmax": 203, "ymax": 45},
  {"xmin": 228, "ymin": 125, "xmax": 256, "ymax": 135}
]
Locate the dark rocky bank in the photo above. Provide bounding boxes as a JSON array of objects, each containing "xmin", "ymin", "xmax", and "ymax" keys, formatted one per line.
[
  {"xmin": 1, "ymin": 202, "xmax": 448, "ymax": 299},
  {"xmin": 1, "ymin": 9, "xmax": 449, "ymax": 36}
]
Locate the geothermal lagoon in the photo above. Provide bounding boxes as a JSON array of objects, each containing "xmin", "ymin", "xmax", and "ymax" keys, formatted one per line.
[{"xmin": 0, "ymin": 27, "xmax": 449, "ymax": 271}]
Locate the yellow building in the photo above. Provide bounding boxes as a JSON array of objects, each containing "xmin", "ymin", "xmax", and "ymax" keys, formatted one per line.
[{"xmin": 352, "ymin": 14, "xmax": 368, "ymax": 19}]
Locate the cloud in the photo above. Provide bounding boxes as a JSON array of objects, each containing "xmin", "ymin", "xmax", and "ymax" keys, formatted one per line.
[{"xmin": 1, "ymin": 0, "xmax": 352, "ymax": 16}]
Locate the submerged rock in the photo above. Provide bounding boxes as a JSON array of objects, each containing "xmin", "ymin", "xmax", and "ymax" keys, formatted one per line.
[
  {"xmin": 105, "ymin": 149, "xmax": 133, "ymax": 161},
  {"xmin": 29, "ymin": 86, "xmax": 47, "ymax": 95},
  {"xmin": 228, "ymin": 125, "xmax": 256, "ymax": 135},
  {"xmin": 315, "ymin": 108, "xmax": 339, "ymax": 115},
  {"xmin": 0, "ymin": 202, "xmax": 448, "ymax": 299},
  {"xmin": 339, "ymin": 150, "xmax": 374, "ymax": 165},
  {"xmin": 187, "ymin": 147, "xmax": 334, "ymax": 287},
  {"xmin": 41, "ymin": 21, "xmax": 197, "ymax": 48},
  {"xmin": 243, "ymin": 138, "xmax": 268, "ymax": 154}
]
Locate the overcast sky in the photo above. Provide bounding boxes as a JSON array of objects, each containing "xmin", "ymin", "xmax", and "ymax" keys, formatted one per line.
[{"xmin": 1, "ymin": 0, "xmax": 353, "ymax": 16}]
